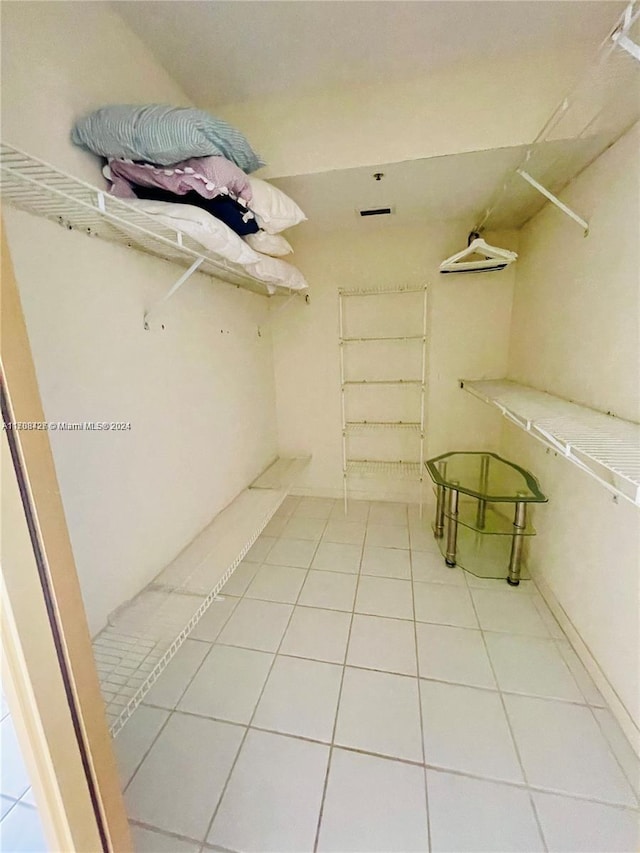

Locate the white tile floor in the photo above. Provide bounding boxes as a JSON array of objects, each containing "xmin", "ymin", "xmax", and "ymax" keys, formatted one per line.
[
  {"xmin": 0, "ymin": 690, "xmax": 47, "ymax": 852},
  {"xmin": 117, "ymin": 497, "xmax": 640, "ymax": 853}
]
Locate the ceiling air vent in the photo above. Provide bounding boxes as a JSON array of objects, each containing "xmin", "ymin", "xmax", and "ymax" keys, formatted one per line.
[{"xmin": 357, "ymin": 205, "xmax": 395, "ymax": 217}]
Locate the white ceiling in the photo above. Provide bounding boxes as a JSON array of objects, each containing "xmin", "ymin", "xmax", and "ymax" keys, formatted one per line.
[
  {"xmin": 270, "ymin": 134, "xmax": 615, "ymax": 234},
  {"xmin": 113, "ymin": 1, "xmax": 625, "ymax": 107}
]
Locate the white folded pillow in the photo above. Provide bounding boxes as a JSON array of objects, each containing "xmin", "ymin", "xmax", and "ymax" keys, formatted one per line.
[
  {"xmin": 244, "ymin": 231, "xmax": 293, "ymax": 257},
  {"xmin": 248, "ymin": 177, "xmax": 307, "ymax": 234},
  {"xmin": 122, "ymin": 198, "xmax": 308, "ymax": 292}
]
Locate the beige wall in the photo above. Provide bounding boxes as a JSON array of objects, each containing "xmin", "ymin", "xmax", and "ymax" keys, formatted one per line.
[
  {"xmin": 502, "ymin": 123, "xmax": 640, "ymax": 743},
  {"xmin": 508, "ymin": 123, "xmax": 640, "ymax": 422},
  {"xmin": 218, "ymin": 49, "xmax": 589, "ymax": 179},
  {"xmin": 1, "ymin": 2, "xmax": 279, "ymax": 634},
  {"xmin": 273, "ymin": 222, "xmax": 518, "ymax": 502}
]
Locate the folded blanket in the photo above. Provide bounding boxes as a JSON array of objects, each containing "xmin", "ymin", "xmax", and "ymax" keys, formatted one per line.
[
  {"xmin": 106, "ymin": 157, "xmax": 252, "ymax": 203},
  {"xmin": 72, "ymin": 104, "xmax": 264, "ymax": 173}
]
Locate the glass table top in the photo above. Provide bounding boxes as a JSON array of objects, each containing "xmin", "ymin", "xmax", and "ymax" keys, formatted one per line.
[{"xmin": 425, "ymin": 452, "xmax": 547, "ymax": 503}]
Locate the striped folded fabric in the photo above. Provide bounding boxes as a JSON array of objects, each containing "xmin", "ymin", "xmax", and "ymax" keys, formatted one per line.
[{"xmin": 72, "ymin": 104, "xmax": 265, "ymax": 173}]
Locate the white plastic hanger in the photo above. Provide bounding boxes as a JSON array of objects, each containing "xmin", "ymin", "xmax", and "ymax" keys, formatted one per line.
[{"xmin": 439, "ymin": 232, "xmax": 518, "ymax": 274}]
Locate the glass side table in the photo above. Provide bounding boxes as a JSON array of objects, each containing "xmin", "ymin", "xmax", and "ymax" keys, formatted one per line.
[{"xmin": 425, "ymin": 452, "xmax": 548, "ymax": 585}]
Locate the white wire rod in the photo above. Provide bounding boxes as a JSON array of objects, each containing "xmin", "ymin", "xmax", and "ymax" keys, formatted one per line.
[
  {"xmin": 342, "ymin": 379, "xmax": 423, "ymax": 386},
  {"xmin": 143, "ymin": 257, "xmax": 205, "ymax": 329},
  {"xmin": 516, "ymin": 169, "xmax": 590, "ymax": 235},
  {"xmin": 419, "ymin": 286, "xmax": 428, "ymax": 519},
  {"xmin": 339, "ymin": 284, "xmax": 427, "ymax": 296},
  {"xmin": 0, "ymin": 143, "xmax": 270, "ymax": 293},
  {"xmin": 339, "ymin": 291, "xmax": 349, "ymax": 514},
  {"xmin": 612, "ymin": 1, "xmax": 640, "ymax": 61},
  {"xmin": 474, "ymin": 1, "xmax": 640, "ymax": 232},
  {"xmin": 340, "ymin": 334, "xmax": 425, "ymax": 342},
  {"xmin": 344, "ymin": 421, "xmax": 422, "ymax": 430},
  {"xmin": 613, "ymin": 31, "xmax": 640, "ymax": 60},
  {"xmin": 346, "ymin": 459, "xmax": 422, "ymax": 479},
  {"xmin": 257, "ymin": 290, "xmax": 310, "ymax": 336}
]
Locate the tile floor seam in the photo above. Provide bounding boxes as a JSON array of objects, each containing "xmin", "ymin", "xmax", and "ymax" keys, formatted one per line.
[
  {"xmin": 539, "ymin": 588, "xmax": 633, "ymax": 714},
  {"xmin": 130, "ymin": 704, "xmax": 638, "ymax": 810},
  {"xmin": 586, "ymin": 694, "xmax": 640, "ymax": 808},
  {"xmin": 200, "ymin": 841, "xmax": 239, "ymax": 853},
  {"xmin": 121, "ymin": 704, "xmax": 175, "ymax": 795},
  {"xmin": 120, "ymin": 501, "xmax": 639, "ymax": 852},
  {"xmin": 408, "ymin": 509, "xmax": 433, "ymax": 853},
  {"xmin": 188, "ymin": 642, "xmax": 600, "ymax": 711},
  {"xmin": 202, "ymin": 512, "xmax": 331, "ymax": 850},
  {"xmin": 128, "ymin": 723, "xmax": 640, "ymax": 824},
  {"xmin": 121, "ymin": 587, "xmax": 244, "ymax": 790},
  {"xmin": 129, "ymin": 818, "xmax": 205, "ymax": 848},
  {"xmin": 422, "ymin": 762, "xmax": 640, "ymax": 812},
  {"xmin": 464, "ymin": 569, "xmax": 550, "ymax": 853},
  {"xmin": 312, "ymin": 508, "xmax": 367, "ymax": 853}
]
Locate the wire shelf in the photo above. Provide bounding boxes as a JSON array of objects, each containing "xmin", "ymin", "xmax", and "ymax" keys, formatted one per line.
[
  {"xmin": 0, "ymin": 143, "xmax": 287, "ymax": 296},
  {"xmin": 345, "ymin": 421, "xmax": 422, "ymax": 432},
  {"xmin": 340, "ymin": 335, "xmax": 425, "ymax": 343},
  {"xmin": 346, "ymin": 460, "xmax": 423, "ymax": 479},
  {"xmin": 343, "ymin": 379, "xmax": 423, "ymax": 386},
  {"xmin": 339, "ymin": 284, "xmax": 427, "ymax": 296},
  {"xmin": 462, "ymin": 379, "xmax": 640, "ymax": 505},
  {"xmin": 93, "ymin": 456, "xmax": 310, "ymax": 736}
]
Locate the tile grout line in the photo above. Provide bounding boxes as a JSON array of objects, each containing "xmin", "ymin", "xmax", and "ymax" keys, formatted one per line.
[
  {"xmin": 124, "ymin": 501, "xmax": 639, "ymax": 847},
  {"xmin": 312, "ymin": 500, "xmax": 370, "ymax": 853},
  {"xmin": 129, "ymin": 818, "xmax": 210, "ymax": 849},
  {"xmin": 122, "ymin": 585, "xmax": 244, "ymax": 794},
  {"xmin": 585, "ymin": 691, "xmax": 640, "ymax": 807},
  {"xmin": 408, "ymin": 503, "xmax": 433, "ymax": 852},
  {"xmin": 121, "ymin": 517, "xmax": 283, "ymax": 819},
  {"xmin": 132, "ymin": 702, "xmax": 640, "ymax": 812},
  {"xmin": 463, "ymin": 568, "xmax": 550, "ymax": 852},
  {"xmin": 474, "ymin": 571, "xmax": 639, "ymax": 808},
  {"xmin": 538, "ymin": 597, "xmax": 640, "ymax": 805},
  {"xmin": 201, "ymin": 503, "xmax": 334, "ymax": 851},
  {"xmin": 139, "ymin": 706, "xmax": 640, "ymax": 814}
]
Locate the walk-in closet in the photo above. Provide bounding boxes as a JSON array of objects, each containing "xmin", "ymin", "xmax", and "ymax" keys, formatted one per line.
[{"xmin": 1, "ymin": 2, "xmax": 639, "ymax": 851}]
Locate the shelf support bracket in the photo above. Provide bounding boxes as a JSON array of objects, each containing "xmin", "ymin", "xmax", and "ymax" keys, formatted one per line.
[
  {"xmin": 516, "ymin": 169, "xmax": 589, "ymax": 235},
  {"xmin": 144, "ymin": 257, "xmax": 204, "ymax": 330},
  {"xmin": 612, "ymin": 3, "xmax": 640, "ymax": 62}
]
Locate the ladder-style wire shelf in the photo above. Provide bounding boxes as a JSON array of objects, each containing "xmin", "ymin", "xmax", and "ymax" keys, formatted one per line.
[
  {"xmin": 339, "ymin": 285, "xmax": 428, "ymax": 513},
  {"xmin": 345, "ymin": 421, "xmax": 422, "ymax": 431},
  {"xmin": 346, "ymin": 460, "xmax": 422, "ymax": 479}
]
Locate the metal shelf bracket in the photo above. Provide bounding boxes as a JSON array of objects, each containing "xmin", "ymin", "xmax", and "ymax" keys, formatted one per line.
[
  {"xmin": 516, "ymin": 169, "xmax": 589, "ymax": 235},
  {"xmin": 144, "ymin": 257, "xmax": 205, "ymax": 330},
  {"xmin": 612, "ymin": 3, "xmax": 640, "ymax": 62}
]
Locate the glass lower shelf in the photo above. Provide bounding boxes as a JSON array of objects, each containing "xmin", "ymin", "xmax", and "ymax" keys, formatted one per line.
[
  {"xmin": 433, "ymin": 524, "xmax": 530, "ymax": 580},
  {"xmin": 442, "ymin": 500, "xmax": 536, "ymax": 536}
]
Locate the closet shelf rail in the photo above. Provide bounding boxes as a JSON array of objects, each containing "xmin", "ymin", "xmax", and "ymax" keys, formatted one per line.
[
  {"xmin": 346, "ymin": 460, "xmax": 422, "ymax": 479},
  {"xmin": 93, "ymin": 456, "xmax": 310, "ymax": 737},
  {"xmin": 0, "ymin": 143, "xmax": 286, "ymax": 298},
  {"xmin": 461, "ymin": 379, "xmax": 640, "ymax": 506},
  {"xmin": 339, "ymin": 284, "xmax": 426, "ymax": 296},
  {"xmin": 345, "ymin": 421, "xmax": 422, "ymax": 432},
  {"xmin": 475, "ymin": 1, "xmax": 640, "ymax": 233}
]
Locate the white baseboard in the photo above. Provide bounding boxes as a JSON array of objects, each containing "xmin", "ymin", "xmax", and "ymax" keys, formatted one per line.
[{"xmin": 534, "ymin": 571, "xmax": 640, "ymax": 758}]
